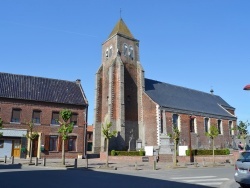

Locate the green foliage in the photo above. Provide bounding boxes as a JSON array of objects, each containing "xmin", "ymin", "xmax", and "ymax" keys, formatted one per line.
[
  {"xmin": 225, "ymin": 148, "xmax": 230, "ymax": 155},
  {"xmin": 205, "ymin": 124, "xmax": 219, "ymax": 139},
  {"xmin": 58, "ymin": 109, "xmax": 73, "ymax": 140},
  {"xmin": 186, "ymin": 149, "xmax": 230, "ymax": 156},
  {"xmin": 60, "ymin": 109, "xmax": 72, "ymax": 122},
  {"xmin": 139, "ymin": 149, "xmax": 145, "ymax": 156},
  {"xmin": 102, "ymin": 122, "xmax": 117, "ymax": 140},
  {"xmin": 111, "ymin": 150, "xmax": 116, "ymax": 156},
  {"xmin": 21, "ymin": 147, "xmax": 27, "ymax": 153},
  {"xmin": 111, "ymin": 150, "xmax": 145, "ymax": 156},
  {"xmin": 26, "ymin": 122, "xmax": 39, "ymax": 140},
  {"xmin": 236, "ymin": 121, "xmax": 249, "ymax": 139}
]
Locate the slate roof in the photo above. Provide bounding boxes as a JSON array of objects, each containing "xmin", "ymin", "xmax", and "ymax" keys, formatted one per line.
[
  {"xmin": 145, "ymin": 78, "xmax": 235, "ymax": 119},
  {"xmin": 108, "ymin": 18, "xmax": 134, "ymax": 39},
  {"xmin": 0, "ymin": 72, "xmax": 87, "ymax": 106}
]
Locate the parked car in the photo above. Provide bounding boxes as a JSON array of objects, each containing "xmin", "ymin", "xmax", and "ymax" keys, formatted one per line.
[{"xmin": 234, "ymin": 151, "xmax": 250, "ymax": 188}]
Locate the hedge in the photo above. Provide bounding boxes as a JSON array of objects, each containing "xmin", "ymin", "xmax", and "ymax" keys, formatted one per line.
[
  {"xmin": 110, "ymin": 150, "xmax": 145, "ymax": 156},
  {"xmin": 185, "ymin": 148, "xmax": 230, "ymax": 156}
]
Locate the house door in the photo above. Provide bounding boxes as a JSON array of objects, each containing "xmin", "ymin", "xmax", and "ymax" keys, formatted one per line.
[
  {"xmin": 12, "ymin": 140, "xmax": 21, "ymax": 157},
  {"xmin": 32, "ymin": 137, "xmax": 38, "ymax": 157}
]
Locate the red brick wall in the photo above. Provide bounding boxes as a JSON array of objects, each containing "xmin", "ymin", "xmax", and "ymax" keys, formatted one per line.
[
  {"xmin": 0, "ymin": 98, "xmax": 87, "ymax": 158},
  {"xmin": 142, "ymin": 93, "xmax": 158, "ymax": 146},
  {"xmin": 164, "ymin": 112, "xmax": 236, "ymax": 149}
]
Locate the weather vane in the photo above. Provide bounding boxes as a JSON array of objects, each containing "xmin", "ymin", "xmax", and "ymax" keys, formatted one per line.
[{"xmin": 120, "ymin": 8, "xmax": 122, "ymax": 18}]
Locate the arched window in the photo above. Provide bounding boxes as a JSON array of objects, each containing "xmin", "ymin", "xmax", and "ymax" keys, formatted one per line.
[
  {"xmin": 109, "ymin": 46, "xmax": 113, "ymax": 58},
  {"xmin": 204, "ymin": 117, "xmax": 210, "ymax": 133},
  {"xmin": 129, "ymin": 46, "xmax": 134, "ymax": 59},
  {"xmin": 105, "ymin": 48, "xmax": 109, "ymax": 58},
  {"xmin": 123, "ymin": 44, "xmax": 128, "ymax": 56}
]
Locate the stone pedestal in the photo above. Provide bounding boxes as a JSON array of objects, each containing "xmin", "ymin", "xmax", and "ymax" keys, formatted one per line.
[{"xmin": 159, "ymin": 135, "xmax": 174, "ymax": 154}]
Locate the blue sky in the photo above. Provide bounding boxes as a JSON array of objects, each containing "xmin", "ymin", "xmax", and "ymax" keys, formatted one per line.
[{"xmin": 1, "ymin": 1, "xmax": 250, "ymax": 129}]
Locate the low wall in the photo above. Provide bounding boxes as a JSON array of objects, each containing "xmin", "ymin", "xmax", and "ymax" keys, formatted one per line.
[
  {"xmin": 178, "ymin": 150, "xmax": 240, "ymax": 163},
  {"xmin": 99, "ymin": 150, "xmax": 241, "ymax": 164}
]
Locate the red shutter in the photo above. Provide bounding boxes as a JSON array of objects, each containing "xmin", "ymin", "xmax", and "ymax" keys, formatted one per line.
[{"xmin": 44, "ymin": 135, "xmax": 50, "ymax": 151}]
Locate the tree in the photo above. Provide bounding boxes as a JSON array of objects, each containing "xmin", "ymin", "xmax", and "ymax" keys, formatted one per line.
[
  {"xmin": 26, "ymin": 122, "xmax": 39, "ymax": 164},
  {"xmin": 0, "ymin": 117, "xmax": 3, "ymax": 138},
  {"xmin": 236, "ymin": 121, "xmax": 249, "ymax": 151},
  {"xmin": 102, "ymin": 122, "xmax": 117, "ymax": 167},
  {"xmin": 205, "ymin": 125, "xmax": 219, "ymax": 166},
  {"xmin": 168, "ymin": 126, "xmax": 180, "ymax": 167},
  {"xmin": 58, "ymin": 109, "xmax": 74, "ymax": 165}
]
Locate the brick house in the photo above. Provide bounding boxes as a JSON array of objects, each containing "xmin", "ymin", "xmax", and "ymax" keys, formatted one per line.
[
  {"xmin": 92, "ymin": 18, "xmax": 237, "ymax": 156},
  {"xmin": 0, "ymin": 72, "xmax": 88, "ymax": 159},
  {"xmin": 87, "ymin": 125, "xmax": 93, "ymax": 151}
]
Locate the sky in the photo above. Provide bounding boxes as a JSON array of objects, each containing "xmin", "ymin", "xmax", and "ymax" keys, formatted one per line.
[{"xmin": 1, "ymin": 1, "xmax": 250, "ymax": 130}]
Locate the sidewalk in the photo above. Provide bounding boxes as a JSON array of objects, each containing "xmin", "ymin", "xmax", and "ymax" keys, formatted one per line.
[{"xmin": 0, "ymin": 157, "xmax": 234, "ymax": 171}]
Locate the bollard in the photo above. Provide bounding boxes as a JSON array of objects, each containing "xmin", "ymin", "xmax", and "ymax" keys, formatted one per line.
[
  {"xmin": 4, "ymin": 155, "xmax": 7, "ymax": 163},
  {"xmin": 74, "ymin": 159, "xmax": 77, "ymax": 168},
  {"xmin": 153, "ymin": 160, "xmax": 156, "ymax": 170},
  {"xmin": 195, "ymin": 159, "xmax": 198, "ymax": 167},
  {"xmin": 35, "ymin": 157, "xmax": 38, "ymax": 166},
  {"xmin": 86, "ymin": 158, "xmax": 88, "ymax": 169},
  {"xmin": 203, "ymin": 158, "xmax": 206, "ymax": 166},
  {"xmin": 43, "ymin": 158, "xmax": 46, "ymax": 166},
  {"xmin": 135, "ymin": 162, "xmax": 137, "ymax": 170},
  {"xmin": 11, "ymin": 156, "xmax": 14, "ymax": 164}
]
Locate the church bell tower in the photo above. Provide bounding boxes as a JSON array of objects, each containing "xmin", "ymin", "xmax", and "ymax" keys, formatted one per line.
[{"xmin": 93, "ymin": 19, "xmax": 145, "ymax": 153}]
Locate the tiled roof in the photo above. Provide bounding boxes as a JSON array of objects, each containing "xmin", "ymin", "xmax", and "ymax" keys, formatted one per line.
[
  {"xmin": 145, "ymin": 78, "xmax": 235, "ymax": 119},
  {"xmin": 0, "ymin": 72, "xmax": 87, "ymax": 106},
  {"xmin": 108, "ymin": 18, "xmax": 134, "ymax": 39}
]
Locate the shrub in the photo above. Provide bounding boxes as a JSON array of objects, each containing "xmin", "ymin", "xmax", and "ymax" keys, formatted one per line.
[
  {"xmin": 111, "ymin": 150, "xmax": 116, "ymax": 156},
  {"xmin": 109, "ymin": 150, "xmax": 145, "ymax": 156},
  {"xmin": 139, "ymin": 149, "xmax": 145, "ymax": 156},
  {"xmin": 185, "ymin": 149, "xmax": 230, "ymax": 156}
]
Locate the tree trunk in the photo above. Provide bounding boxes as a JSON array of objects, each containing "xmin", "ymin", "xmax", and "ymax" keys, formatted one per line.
[
  {"xmin": 62, "ymin": 139, "xmax": 65, "ymax": 165},
  {"xmin": 106, "ymin": 138, "xmax": 109, "ymax": 167},
  {"xmin": 212, "ymin": 139, "xmax": 215, "ymax": 166},
  {"xmin": 174, "ymin": 140, "xmax": 177, "ymax": 166},
  {"xmin": 29, "ymin": 140, "xmax": 33, "ymax": 164}
]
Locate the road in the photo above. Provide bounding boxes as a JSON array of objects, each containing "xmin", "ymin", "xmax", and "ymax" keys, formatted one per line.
[{"xmin": 0, "ymin": 165, "xmax": 241, "ymax": 188}]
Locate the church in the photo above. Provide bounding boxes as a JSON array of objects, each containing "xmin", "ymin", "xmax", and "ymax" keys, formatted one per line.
[{"xmin": 92, "ymin": 19, "xmax": 237, "ymax": 157}]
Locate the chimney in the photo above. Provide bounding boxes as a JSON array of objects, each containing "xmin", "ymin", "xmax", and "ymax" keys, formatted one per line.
[{"xmin": 76, "ymin": 79, "xmax": 81, "ymax": 84}]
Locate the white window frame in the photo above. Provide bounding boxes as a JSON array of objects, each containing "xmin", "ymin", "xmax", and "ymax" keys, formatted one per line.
[
  {"xmin": 123, "ymin": 44, "xmax": 128, "ymax": 56},
  {"xmin": 204, "ymin": 117, "xmax": 210, "ymax": 133}
]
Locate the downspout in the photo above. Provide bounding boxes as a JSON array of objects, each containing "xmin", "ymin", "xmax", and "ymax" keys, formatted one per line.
[{"xmin": 83, "ymin": 104, "xmax": 88, "ymax": 159}]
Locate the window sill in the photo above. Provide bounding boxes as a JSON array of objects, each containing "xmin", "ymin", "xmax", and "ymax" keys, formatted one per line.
[
  {"xmin": 67, "ymin": 151, "xmax": 77, "ymax": 153},
  {"xmin": 10, "ymin": 122, "xmax": 21, "ymax": 124},
  {"xmin": 34, "ymin": 123, "xmax": 41, "ymax": 126},
  {"xmin": 50, "ymin": 124, "xmax": 60, "ymax": 126},
  {"xmin": 49, "ymin": 151, "xmax": 59, "ymax": 153}
]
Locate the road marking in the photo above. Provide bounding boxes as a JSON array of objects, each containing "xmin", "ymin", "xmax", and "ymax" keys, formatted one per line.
[
  {"xmin": 170, "ymin": 176, "xmax": 230, "ymax": 187},
  {"xmin": 184, "ymin": 178, "xmax": 229, "ymax": 182},
  {"xmin": 171, "ymin": 176, "xmax": 216, "ymax": 180},
  {"xmin": 197, "ymin": 182, "xmax": 222, "ymax": 186}
]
